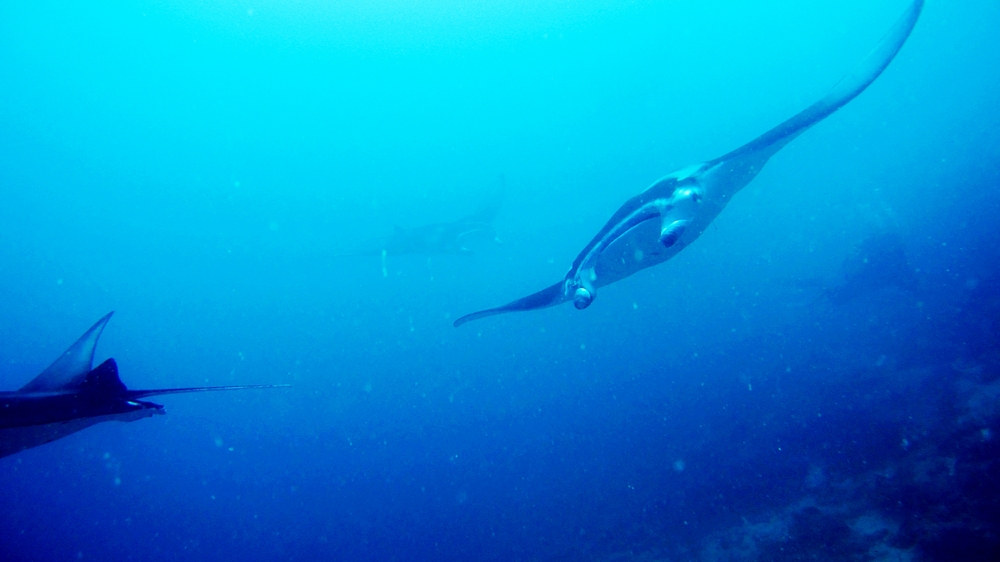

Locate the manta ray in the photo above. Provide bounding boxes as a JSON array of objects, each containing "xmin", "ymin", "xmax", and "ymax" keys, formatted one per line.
[
  {"xmin": 0, "ymin": 312, "xmax": 287, "ymax": 459},
  {"xmin": 347, "ymin": 181, "xmax": 505, "ymax": 259},
  {"xmin": 454, "ymin": 0, "xmax": 924, "ymax": 327},
  {"xmin": 824, "ymin": 232, "xmax": 919, "ymax": 304}
]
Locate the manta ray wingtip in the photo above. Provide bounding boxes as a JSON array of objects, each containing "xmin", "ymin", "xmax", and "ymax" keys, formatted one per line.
[
  {"xmin": 453, "ymin": 310, "xmax": 491, "ymax": 327},
  {"xmin": 454, "ymin": 281, "xmax": 568, "ymax": 327}
]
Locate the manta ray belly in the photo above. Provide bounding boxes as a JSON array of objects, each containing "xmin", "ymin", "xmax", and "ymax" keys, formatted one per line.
[
  {"xmin": 581, "ymin": 187, "xmax": 705, "ymax": 291},
  {"xmin": 592, "ymin": 200, "xmax": 723, "ymax": 289},
  {"xmin": 593, "ymin": 220, "xmax": 674, "ymax": 286}
]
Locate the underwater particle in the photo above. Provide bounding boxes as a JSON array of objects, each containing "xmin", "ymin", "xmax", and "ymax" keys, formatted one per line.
[
  {"xmin": 632, "ymin": 302, "xmax": 639, "ymax": 310},
  {"xmin": 56, "ymin": 279, "xmax": 63, "ymax": 285},
  {"xmin": 214, "ymin": 437, "xmax": 224, "ymax": 447},
  {"xmin": 673, "ymin": 459, "xmax": 685, "ymax": 472},
  {"xmin": 901, "ymin": 438, "xmax": 909, "ymax": 450},
  {"xmin": 981, "ymin": 428, "xmax": 992, "ymax": 441},
  {"xmin": 580, "ymin": 344, "xmax": 586, "ymax": 350},
  {"xmin": 113, "ymin": 477, "xmax": 121, "ymax": 486}
]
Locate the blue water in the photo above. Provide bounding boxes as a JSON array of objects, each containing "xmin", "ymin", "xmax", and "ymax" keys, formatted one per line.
[{"xmin": 2, "ymin": 1, "xmax": 999, "ymax": 560}]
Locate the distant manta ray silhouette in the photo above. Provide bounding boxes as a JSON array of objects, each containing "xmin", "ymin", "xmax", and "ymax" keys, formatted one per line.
[
  {"xmin": 816, "ymin": 232, "xmax": 919, "ymax": 304},
  {"xmin": 0, "ymin": 312, "xmax": 288, "ymax": 459},
  {"xmin": 345, "ymin": 179, "xmax": 505, "ymax": 260},
  {"xmin": 455, "ymin": 0, "xmax": 924, "ymax": 327}
]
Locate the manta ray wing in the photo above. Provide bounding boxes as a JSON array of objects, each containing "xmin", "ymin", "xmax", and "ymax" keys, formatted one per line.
[
  {"xmin": 453, "ymin": 282, "xmax": 565, "ymax": 327},
  {"xmin": 709, "ymin": 0, "xmax": 925, "ymax": 168},
  {"xmin": 19, "ymin": 312, "xmax": 115, "ymax": 392}
]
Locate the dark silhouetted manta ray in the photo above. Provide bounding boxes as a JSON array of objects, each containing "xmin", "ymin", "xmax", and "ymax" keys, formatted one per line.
[
  {"xmin": 455, "ymin": 0, "xmax": 924, "ymax": 327},
  {"xmin": 0, "ymin": 312, "xmax": 287, "ymax": 459}
]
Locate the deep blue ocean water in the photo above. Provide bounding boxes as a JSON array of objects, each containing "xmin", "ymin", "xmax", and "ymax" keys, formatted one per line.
[{"xmin": 1, "ymin": 1, "xmax": 998, "ymax": 560}]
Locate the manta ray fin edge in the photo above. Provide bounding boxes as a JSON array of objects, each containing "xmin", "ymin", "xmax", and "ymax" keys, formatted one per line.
[
  {"xmin": 710, "ymin": 0, "xmax": 924, "ymax": 168},
  {"xmin": 19, "ymin": 312, "xmax": 115, "ymax": 393},
  {"xmin": 454, "ymin": 281, "xmax": 565, "ymax": 327}
]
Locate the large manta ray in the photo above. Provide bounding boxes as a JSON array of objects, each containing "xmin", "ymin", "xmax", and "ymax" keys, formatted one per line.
[
  {"xmin": 455, "ymin": 0, "xmax": 923, "ymax": 327},
  {"xmin": 0, "ymin": 313, "xmax": 287, "ymax": 459}
]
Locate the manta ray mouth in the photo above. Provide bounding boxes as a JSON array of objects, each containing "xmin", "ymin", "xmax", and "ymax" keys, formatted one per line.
[{"xmin": 127, "ymin": 400, "xmax": 166, "ymax": 415}]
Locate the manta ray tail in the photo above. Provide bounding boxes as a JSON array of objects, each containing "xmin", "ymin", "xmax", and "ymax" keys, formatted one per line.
[
  {"xmin": 126, "ymin": 384, "xmax": 290, "ymax": 400},
  {"xmin": 80, "ymin": 358, "xmax": 290, "ymax": 399},
  {"xmin": 712, "ymin": 0, "xmax": 923, "ymax": 165},
  {"xmin": 454, "ymin": 281, "xmax": 564, "ymax": 327}
]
